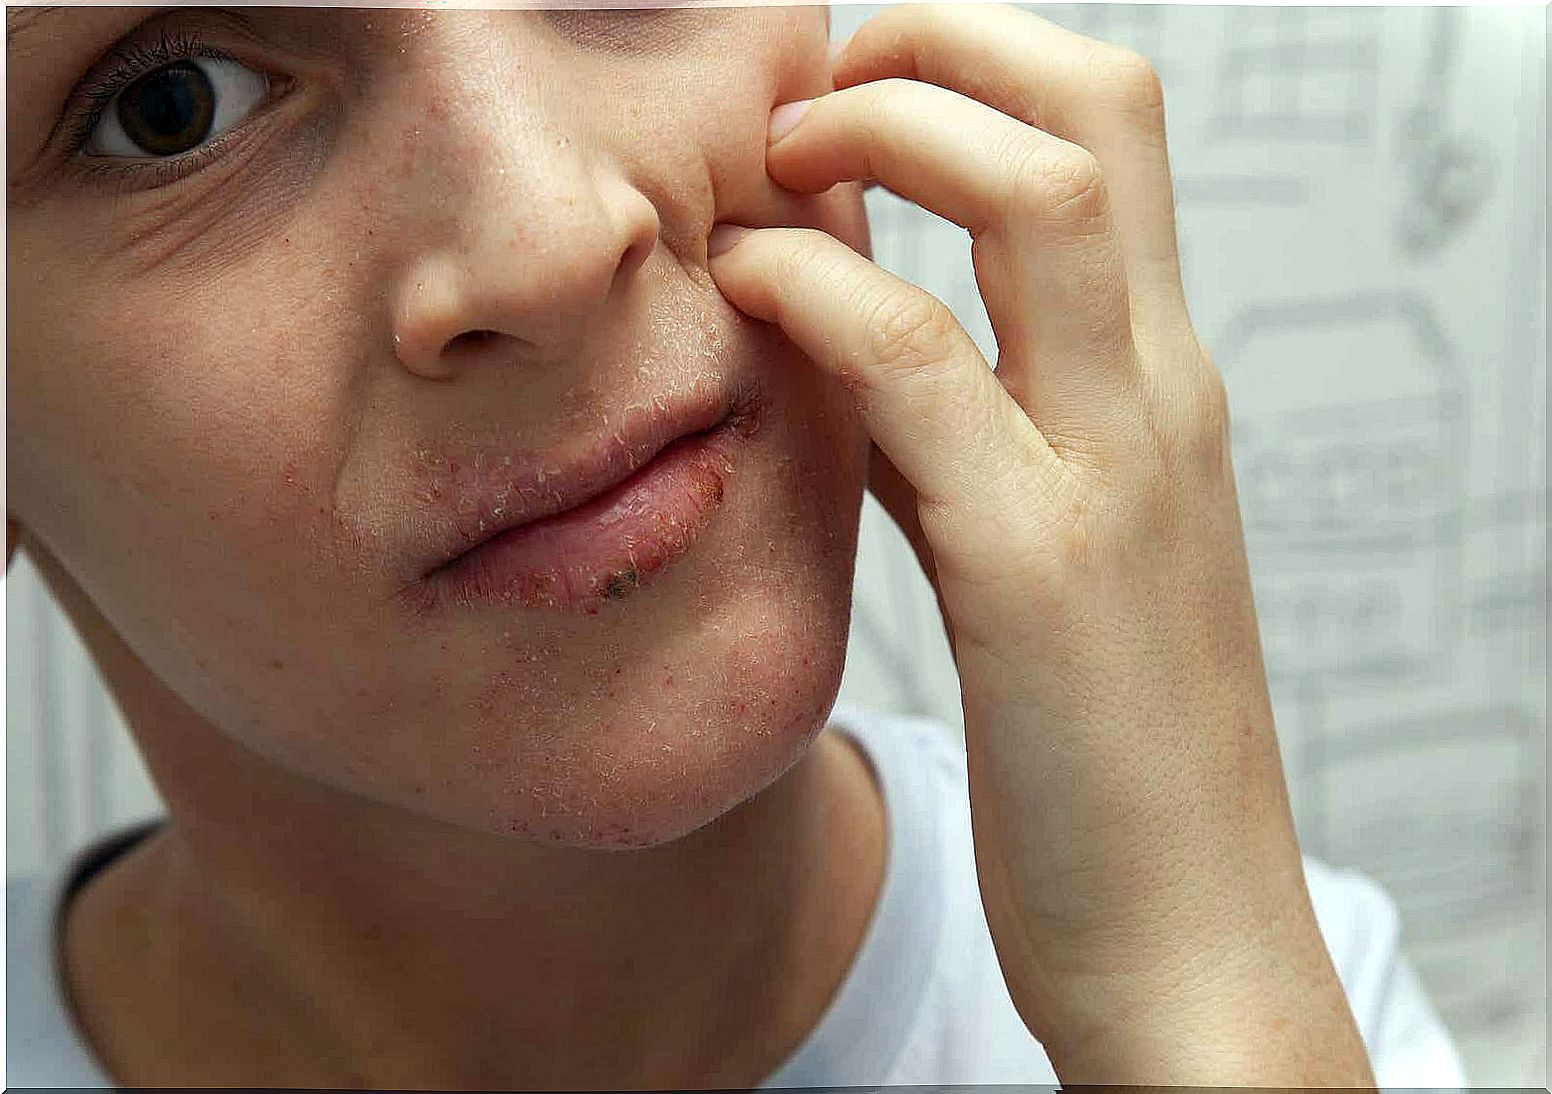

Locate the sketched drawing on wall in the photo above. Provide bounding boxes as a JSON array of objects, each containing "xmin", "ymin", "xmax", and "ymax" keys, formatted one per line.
[
  {"xmin": 1218, "ymin": 292, "xmax": 1468, "ymax": 686},
  {"xmin": 1465, "ymin": 492, "xmax": 1548, "ymax": 645},
  {"xmin": 1298, "ymin": 697, "xmax": 1541, "ymax": 913},
  {"xmin": 1211, "ymin": 7, "xmax": 1385, "ymax": 146},
  {"xmin": 1394, "ymin": 7, "xmax": 1496, "ymax": 259}
]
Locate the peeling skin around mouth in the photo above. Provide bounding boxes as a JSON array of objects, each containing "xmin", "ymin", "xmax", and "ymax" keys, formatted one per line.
[
  {"xmin": 601, "ymin": 567, "xmax": 642, "ymax": 599},
  {"xmin": 509, "ymin": 466, "xmax": 727, "ymax": 616},
  {"xmin": 396, "ymin": 269, "xmax": 750, "ymax": 540}
]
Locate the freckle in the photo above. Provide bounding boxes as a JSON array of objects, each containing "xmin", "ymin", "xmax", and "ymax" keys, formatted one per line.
[{"xmin": 664, "ymin": 676, "xmax": 673, "ymax": 686}]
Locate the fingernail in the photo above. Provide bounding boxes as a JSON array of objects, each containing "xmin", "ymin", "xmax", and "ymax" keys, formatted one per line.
[
  {"xmin": 768, "ymin": 98, "xmax": 814, "ymax": 144},
  {"xmin": 706, "ymin": 223, "xmax": 749, "ymax": 259}
]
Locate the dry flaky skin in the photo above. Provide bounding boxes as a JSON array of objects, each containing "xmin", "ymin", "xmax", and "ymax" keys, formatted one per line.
[
  {"xmin": 8, "ymin": 2, "xmax": 871, "ymax": 855},
  {"xmin": 400, "ymin": 380, "xmax": 766, "ymax": 618}
]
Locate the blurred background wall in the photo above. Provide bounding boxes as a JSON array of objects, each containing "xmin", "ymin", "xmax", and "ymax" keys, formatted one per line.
[{"xmin": 7, "ymin": 3, "xmax": 1545, "ymax": 1086}]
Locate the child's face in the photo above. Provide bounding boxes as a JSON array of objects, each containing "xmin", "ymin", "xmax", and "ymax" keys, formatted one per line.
[{"xmin": 7, "ymin": 6, "xmax": 872, "ymax": 847}]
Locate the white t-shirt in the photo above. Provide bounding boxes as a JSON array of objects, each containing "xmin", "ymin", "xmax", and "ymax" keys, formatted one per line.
[{"xmin": 7, "ymin": 700, "xmax": 1470, "ymax": 1088}]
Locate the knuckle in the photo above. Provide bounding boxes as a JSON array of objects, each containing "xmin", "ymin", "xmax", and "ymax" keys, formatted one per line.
[
  {"xmin": 863, "ymin": 287, "xmax": 960, "ymax": 372},
  {"xmin": 1103, "ymin": 48, "xmax": 1168, "ymax": 132},
  {"xmin": 1156, "ymin": 359, "xmax": 1234, "ymax": 473},
  {"xmin": 1047, "ymin": 149, "xmax": 1110, "ymax": 223},
  {"xmin": 1187, "ymin": 366, "xmax": 1234, "ymax": 462},
  {"xmin": 1006, "ymin": 141, "xmax": 1111, "ymax": 227}
]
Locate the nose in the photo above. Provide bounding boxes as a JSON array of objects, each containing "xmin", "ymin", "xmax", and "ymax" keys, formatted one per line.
[{"xmin": 389, "ymin": 107, "xmax": 660, "ymax": 380}]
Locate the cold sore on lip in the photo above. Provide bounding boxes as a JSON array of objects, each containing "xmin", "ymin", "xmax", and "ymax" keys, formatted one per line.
[{"xmin": 405, "ymin": 406, "xmax": 759, "ymax": 616}]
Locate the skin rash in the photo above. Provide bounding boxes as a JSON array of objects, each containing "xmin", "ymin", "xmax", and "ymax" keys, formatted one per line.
[
  {"xmin": 9, "ymin": 5, "xmax": 872, "ymax": 847},
  {"xmin": 8, "ymin": 6, "xmax": 888, "ymax": 1088}
]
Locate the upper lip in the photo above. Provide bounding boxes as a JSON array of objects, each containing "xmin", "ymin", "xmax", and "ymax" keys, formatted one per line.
[{"xmin": 413, "ymin": 381, "xmax": 751, "ymax": 579}]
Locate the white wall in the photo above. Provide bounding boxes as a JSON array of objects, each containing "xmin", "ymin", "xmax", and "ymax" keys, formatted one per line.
[{"xmin": 7, "ymin": 3, "xmax": 1546, "ymax": 1085}]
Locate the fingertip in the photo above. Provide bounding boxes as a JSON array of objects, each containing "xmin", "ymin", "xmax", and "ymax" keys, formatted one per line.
[{"xmin": 706, "ymin": 223, "xmax": 750, "ymax": 260}]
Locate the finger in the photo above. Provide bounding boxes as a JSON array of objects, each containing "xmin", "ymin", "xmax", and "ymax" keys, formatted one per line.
[
  {"xmin": 707, "ymin": 224, "xmax": 1063, "ymax": 556},
  {"xmin": 832, "ymin": 2, "xmax": 1191, "ymax": 344},
  {"xmin": 767, "ymin": 78, "xmax": 1142, "ymax": 456},
  {"xmin": 866, "ymin": 443, "xmax": 959, "ymax": 658},
  {"xmin": 866, "ymin": 441, "xmax": 937, "ymax": 587}
]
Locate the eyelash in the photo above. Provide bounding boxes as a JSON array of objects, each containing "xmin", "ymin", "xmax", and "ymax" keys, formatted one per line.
[{"xmin": 62, "ymin": 27, "xmax": 267, "ymax": 189}]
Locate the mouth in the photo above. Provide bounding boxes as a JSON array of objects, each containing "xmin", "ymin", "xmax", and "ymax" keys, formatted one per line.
[{"xmin": 398, "ymin": 382, "xmax": 763, "ymax": 614}]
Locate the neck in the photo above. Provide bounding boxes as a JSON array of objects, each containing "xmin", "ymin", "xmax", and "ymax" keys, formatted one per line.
[{"xmin": 65, "ymin": 717, "xmax": 886, "ymax": 1089}]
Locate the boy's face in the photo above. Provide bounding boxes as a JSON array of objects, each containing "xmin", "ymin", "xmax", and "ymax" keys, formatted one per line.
[{"xmin": 7, "ymin": 6, "xmax": 872, "ymax": 847}]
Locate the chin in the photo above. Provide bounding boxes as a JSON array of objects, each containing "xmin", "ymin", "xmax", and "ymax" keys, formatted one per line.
[
  {"xmin": 515, "ymin": 625, "xmax": 853, "ymax": 851},
  {"xmin": 378, "ymin": 598, "xmax": 855, "ymax": 852}
]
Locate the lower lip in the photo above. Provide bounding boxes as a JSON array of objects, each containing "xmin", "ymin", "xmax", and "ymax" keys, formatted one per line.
[{"xmin": 421, "ymin": 414, "xmax": 751, "ymax": 614}]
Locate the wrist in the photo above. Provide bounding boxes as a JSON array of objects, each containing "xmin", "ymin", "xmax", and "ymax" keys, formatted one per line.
[
  {"xmin": 1046, "ymin": 990, "xmax": 1377, "ymax": 1086},
  {"xmin": 1030, "ymin": 913, "xmax": 1377, "ymax": 1086}
]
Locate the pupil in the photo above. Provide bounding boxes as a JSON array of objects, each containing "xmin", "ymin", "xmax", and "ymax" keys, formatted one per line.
[{"xmin": 117, "ymin": 61, "xmax": 216, "ymax": 156}]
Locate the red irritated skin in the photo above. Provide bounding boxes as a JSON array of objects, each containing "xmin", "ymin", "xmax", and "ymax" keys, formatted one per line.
[
  {"xmin": 403, "ymin": 398, "xmax": 764, "ymax": 616},
  {"xmin": 8, "ymin": 2, "xmax": 874, "ymax": 860}
]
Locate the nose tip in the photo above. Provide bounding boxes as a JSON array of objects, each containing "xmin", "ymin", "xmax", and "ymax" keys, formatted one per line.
[{"xmin": 391, "ymin": 170, "xmax": 661, "ymax": 380}]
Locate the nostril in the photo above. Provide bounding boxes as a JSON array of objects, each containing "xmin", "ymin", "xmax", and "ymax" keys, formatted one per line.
[
  {"xmin": 447, "ymin": 329, "xmax": 502, "ymax": 354},
  {"xmin": 619, "ymin": 238, "xmax": 652, "ymax": 279}
]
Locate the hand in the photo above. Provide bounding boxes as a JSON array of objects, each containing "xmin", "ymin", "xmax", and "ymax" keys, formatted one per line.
[{"xmin": 708, "ymin": 4, "xmax": 1376, "ymax": 1085}]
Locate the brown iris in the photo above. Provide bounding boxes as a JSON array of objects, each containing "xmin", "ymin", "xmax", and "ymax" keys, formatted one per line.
[{"xmin": 115, "ymin": 61, "xmax": 216, "ymax": 157}]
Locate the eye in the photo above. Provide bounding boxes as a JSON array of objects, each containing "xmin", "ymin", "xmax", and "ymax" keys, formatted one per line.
[{"xmin": 85, "ymin": 56, "xmax": 269, "ymax": 159}]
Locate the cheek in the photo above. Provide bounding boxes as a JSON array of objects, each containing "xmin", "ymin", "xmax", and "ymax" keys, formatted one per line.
[{"xmin": 11, "ymin": 261, "xmax": 373, "ymax": 721}]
